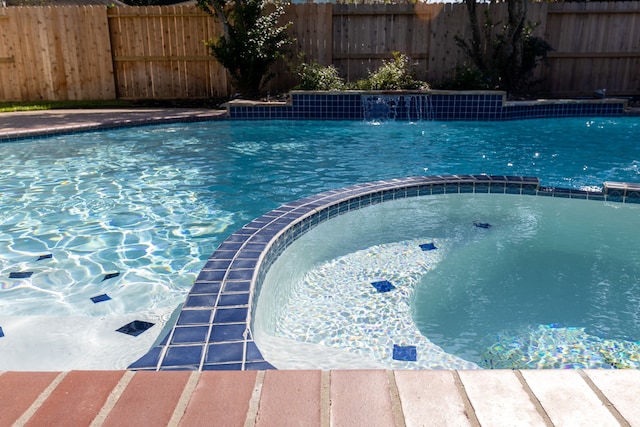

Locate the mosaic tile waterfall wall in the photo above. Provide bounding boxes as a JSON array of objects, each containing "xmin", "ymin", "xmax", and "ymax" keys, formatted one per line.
[{"xmin": 226, "ymin": 91, "xmax": 626, "ymax": 121}]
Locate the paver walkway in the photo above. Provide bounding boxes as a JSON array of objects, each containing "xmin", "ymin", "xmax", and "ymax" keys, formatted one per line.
[{"xmin": 2, "ymin": 369, "xmax": 639, "ymax": 426}]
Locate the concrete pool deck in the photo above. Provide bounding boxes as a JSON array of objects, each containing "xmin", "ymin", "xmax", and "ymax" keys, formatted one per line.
[
  {"xmin": 0, "ymin": 108, "xmax": 227, "ymax": 141},
  {"xmin": 1, "ymin": 108, "xmax": 640, "ymax": 426}
]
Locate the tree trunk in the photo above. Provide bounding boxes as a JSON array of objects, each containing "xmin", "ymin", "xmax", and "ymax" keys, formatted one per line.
[
  {"xmin": 463, "ymin": 0, "xmax": 488, "ymax": 74},
  {"xmin": 505, "ymin": 0, "xmax": 527, "ymax": 92}
]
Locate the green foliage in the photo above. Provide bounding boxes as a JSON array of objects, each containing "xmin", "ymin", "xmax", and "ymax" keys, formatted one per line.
[
  {"xmin": 434, "ymin": 63, "xmax": 494, "ymax": 91},
  {"xmin": 292, "ymin": 52, "xmax": 429, "ymax": 92},
  {"xmin": 0, "ymin": 100, "xmax": 133, "ymax": 113},
  {"xmin": 520, "ymin": 25, "xmax": 554, "ymax": 82},
  {"xmin": 6, "ymin": 0, "xmax": 47, "ymax": 4},
  {"xmin": 455, "ymin": 0, "xmax": 552, "ymax": 96},
  {"xmin": 199, "ymin": 0, "xmax": 292, "ymax": 99},
  {"xmin": 295, "ymin": 62, "xmax": 345, "ymax": 91},
  {"xmin": 355, "ymin": 52, "xmax": 429, "ymax": 91},
  {"xmin": 103, "ymin": 0, "xmax": 184, "ymax": 4}
]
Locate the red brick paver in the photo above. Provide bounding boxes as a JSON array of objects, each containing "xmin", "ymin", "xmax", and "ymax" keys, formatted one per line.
[
  {"xmin": 1, "ymin": 370, "xmax": 640, "ymax": 426},
  {"xmin": 102, "ymin": 371, "xmax": 191, "ymax": 427},
  {"xmin": 330, "ymin": 370, "xmax": 396, "ymax": 427},
  {"xmin": 255, "ymin": 370, "xmax": 323, "ymax": 427},
  {"xmin": 0, "ymin": 371, "xmax": 60, "ymax": 426},
  {"xmin": 180, "ymin": 371, "xmax": 257, "ymax": 427},
  {"xmin": 24, "ymin": 371, "xmax": 125, "ymax": 427}
]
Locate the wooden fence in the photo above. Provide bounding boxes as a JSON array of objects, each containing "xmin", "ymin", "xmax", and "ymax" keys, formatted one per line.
[
  {"xmin": 0, "ymin": 6, "xmax": 115, "ymax": 101},
  {"xmin": 108, "ymin": 6, "xmax": 227, "ymax": 99},
  {"xmin": 0, "ymin": 2, "xmax": 639, "ymax": 102},
  {"xmin": 544, "ymin": 1, "xmax": 640, "ymax": 96}
]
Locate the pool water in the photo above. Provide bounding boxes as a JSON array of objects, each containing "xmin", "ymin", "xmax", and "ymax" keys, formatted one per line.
[
  {"xmin": 256, "ymin": 194, "xmax": 640, "ymax": 370},
  {"xmin": 413, "ymin": 194, "xmax": 640, "ymax": 369},
  {"xmin": 0, "ymin": 117, "xmax": 639, "ymax": 369}
]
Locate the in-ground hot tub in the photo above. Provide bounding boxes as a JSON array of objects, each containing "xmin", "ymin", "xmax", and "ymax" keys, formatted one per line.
[{"xmin": 255, "ymin": 181, "xmax": 640, "ymax": 369}]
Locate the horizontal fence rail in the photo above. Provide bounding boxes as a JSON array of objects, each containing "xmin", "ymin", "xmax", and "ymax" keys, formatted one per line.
[{"xmin": 0, "ymin": 2, "xmax": 638, "ymax": 102}]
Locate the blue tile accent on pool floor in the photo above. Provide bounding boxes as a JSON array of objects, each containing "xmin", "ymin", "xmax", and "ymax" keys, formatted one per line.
[
  {"xmin": 9, "ymin": 272, "xmax": 33, "ymax": 279},
  {"xmin": 473, "ymin": 222, "xmax": 492, "ymax": 229},
  {"xmin": 102, "ymin": 272, "xmax": 120, "ymax": 281},
  {"xmin": 117, "ymin": 320, "xmax": 155, "ymax": 337},
  {"xmin": 393, "ymin": 344, "xmax": 417, "ymax": 362},
  {"xmin": 419, "ymin": 242, "xmax": 437, "ymax": 251},
  {"xmin": 126, "ymin": 174, "xmax": 640, "ymax": 371},
  {"xmin": 91, "ymin": 294, "xmax": 111, "ymax": 303},
  {"xmin": 371, "ymin": 280, "xmax": 395, "ymax": 293}
]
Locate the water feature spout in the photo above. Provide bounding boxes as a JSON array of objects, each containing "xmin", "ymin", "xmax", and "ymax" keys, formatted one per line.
[{"xmin": 362, "ymin": 93, "xmax": 433, "ymax": 121}]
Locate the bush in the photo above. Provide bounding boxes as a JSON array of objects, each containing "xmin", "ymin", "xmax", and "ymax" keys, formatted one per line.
[
  {"xmin": 199, "ymin": 0, "xmax": 292, "ymax": 99},
  {"xmin": 355, "ymin": 52, "xmax": 429, "ymax": 91},
  {"xmin": 454, "ymin": 1, "xmax": 552, "ymax": 96},
  {"xmin": 295, "ymin": 63, "xmax": 345, "ymax": 91},
  {"xmin": 433, "ymin": 63, "xmax": 495, "ymax": 91}
]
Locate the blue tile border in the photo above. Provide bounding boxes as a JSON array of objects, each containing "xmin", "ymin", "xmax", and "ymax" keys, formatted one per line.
[
  {"xmin": 129, "ymin": 175, "xmax": 640, "ymax": 371},
  {"xmin": 1, "ymin": 94, "xmax": 631, "ymax": 144},
  {"xmin": 226, "ymin": 91, "xmax": 629, "ymax": 121}
]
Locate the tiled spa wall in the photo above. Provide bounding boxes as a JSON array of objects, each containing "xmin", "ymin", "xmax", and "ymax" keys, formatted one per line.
[{"xmin": 226, "ymin": 91, "xmax": 627, "ymax": 121}]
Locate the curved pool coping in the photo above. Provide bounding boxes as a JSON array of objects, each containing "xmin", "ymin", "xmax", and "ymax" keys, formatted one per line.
[
  {"xmin": 0, "ymin": 108, "xmax": 226, "ymax": 142},
  {"xmin": 129, "ymin": 174, "xmax": 640, "ymax": 371}
]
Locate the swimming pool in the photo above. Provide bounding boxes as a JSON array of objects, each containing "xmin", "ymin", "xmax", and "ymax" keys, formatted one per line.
[{"xmin": 0, "ymin": 117, "xmax": 638, "ymax": 370}]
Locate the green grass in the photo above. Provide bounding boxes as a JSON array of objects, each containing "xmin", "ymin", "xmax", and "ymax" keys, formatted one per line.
[
  {"xmin": 0, "ymin": 98, "xmax": 227, "ymax": 113},
  {"xmin": 0, "ymin": 100, "xmax": 135, "ymax": 113}
]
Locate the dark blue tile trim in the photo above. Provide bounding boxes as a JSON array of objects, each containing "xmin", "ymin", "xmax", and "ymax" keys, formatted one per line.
[
  {"xmin": 161, "ymin": 345, "xmax": 203, "ymax": 368},
  {"xmin": 130, "ymin": 175, "xmax": 640, "ymax": 371},
  {"xmin": 171, "ymin": 326, "xmax": 210, "ymax": 344}
]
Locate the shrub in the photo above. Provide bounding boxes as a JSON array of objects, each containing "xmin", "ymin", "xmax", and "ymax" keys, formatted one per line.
[
  {"xmin": 433, "ymin": 63, "xmax": 494, "ymax": 91},
  {"xmin": 295, "ymin": 63, "xmax": 345, "ymax": 91},
  {"xmin": 455, "ymin": 1, "xmax": 552, "ymax": 96},
  {"xmin": 355, "ymin": 52, "xmax": 429, "ymax": 91},
  {"xmin": 199, "ymin": 0, "xmax": 292, "ymax": 99}
]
